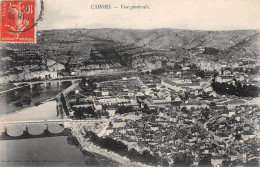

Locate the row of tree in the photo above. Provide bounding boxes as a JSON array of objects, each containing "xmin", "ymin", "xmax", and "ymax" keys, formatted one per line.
[
  {"xmin": 233, "ymin": 66, "xmax": 260, "ymax": 75},
  {"xmin": 211, "ymin": 79, "xmax": 260, "ymax": 97},
  {"xmin": 14, "ymin": 95, "xmax": 32, "ymax": 107},
  {"xmin": 116, "ymin": 106, "xmax": 134, "ymax": 114},
  {"xmin": 85, "ymin": 131, "xmax": 165, "ymax": 166},
  {"xmin": 151, "ymin": 68, "xmax": 165, "ymax": 75},
  {"xmin": 72, "ymin": 106, "xmax": 108, "ymax": 119}
]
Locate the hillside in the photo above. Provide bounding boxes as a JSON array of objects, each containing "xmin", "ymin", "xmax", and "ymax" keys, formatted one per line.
[
  {"xmin": 1, "ymin": 28, "xmax": 259, "ymax": 83},
  {"xmin": 84, "ymin": 28, "xmax": 259, "ymax": 52}
]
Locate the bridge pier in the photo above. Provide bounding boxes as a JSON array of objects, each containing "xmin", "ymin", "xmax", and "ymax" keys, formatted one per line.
[
  {"xmin": 44, "ymin": 81, "xmax": 51, "ymax": 86},
  {"xmin": 43, "ymin": 124, "xmax": 49, "ymax": 134},
  {"xmin": 22, "ymin": 124, "xmax": 30, "ymax": 138},
  {"xmin": 29, "ymin": 84, "xmax": 33, "ymax": 93},
  {"xmin": 23, "ymin": 125, "xmax": 28, "ymax": 132},
  {"xmin": 1, "ymin": 126, "xmax": 7, "ymax": 138},
  {"xmin": 57, "ymin": 80, "xmax": 62, "ymax": 86},
  {"xmin": 44, "ymin": 124, "xmax": 48, "ymax": 131},
  {"xmin": 43, "ymin": 81, "xmax": 48, "ymax": 91}
]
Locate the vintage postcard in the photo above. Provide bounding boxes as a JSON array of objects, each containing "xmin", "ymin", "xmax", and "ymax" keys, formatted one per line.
[{"xmin": 0, "ymin": 0, "xmax": 260, "ymax": 167}]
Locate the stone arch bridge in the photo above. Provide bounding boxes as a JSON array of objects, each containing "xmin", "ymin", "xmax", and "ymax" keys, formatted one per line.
[
  {"xmin": 0, "ymin": 119, "xmax": 105, "ymax": 140},
  {"xmin": 12, "ymin": 78, "xmax": 81, "ymax": 89}
]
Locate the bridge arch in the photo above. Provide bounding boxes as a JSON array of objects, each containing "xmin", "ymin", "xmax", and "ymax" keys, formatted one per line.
[
  {"xmin": 0, "ymin": 123, "xmax": 70, "ymax": 140},
  {"xmin": 5, "ymin": 124, "xmax": 24, "ymax": 137}
]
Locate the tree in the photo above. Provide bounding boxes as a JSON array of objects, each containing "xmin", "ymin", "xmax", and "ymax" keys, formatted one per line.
[
  {"xmin": 116, "ymin": 106, "xmax": 134, "ymax": 114},
  {"xmin": 14, "ymin": 101, "xmax": 23, "ymax": 107},
  {"xmin": 162, "ymin": 160, "xmax": 169, "ymax": 167},
  {"xmin": 80, "ymin": 77, "xmax": 87, "ymax": 88},
  {"xmin": 143, "ymin": 104, "xmax": 150, "ymax": 114},
  {"xmin": 196, "ymin": 70, "xmax": 205, "ymax": 78},
  {"xmin": 245, "ymin": 158, "xmax": 259, "ymax": 167},
  {"xmin": 73, "ymin": 109, "xmax": 84, "ymax": 119},
  {"xmin": 202, "ymin": 108, "xmax": 210, "ymax": 119},
  {"xmin": 174, "ymin": 153, "xmax": 192, "ymax": 167},
  {"xmin": 64, "ymin": 62, "xmax": 71, "ymax": 73},
  {"xmin": 189, "ymin": 63, "xmax": 198, "ymax": 70},
  {"xmin": 21, "ymin": 96, "xmax": 32, "ymax": 105},
  {"xmin": 60, "ymin": 93, "xmax": 69, "ymax": 116},
  {"xmin": 198, "ymin": 156, "xmax": 213, "ymax": 167},
  {"xmin": 181, "ymin": 106, "xmax": 188, "ymax": 113},
  {"xmin": 85, "ymin": 106, "xmax": 95, "ymax": 115},
  {"xmin": 222, "ymin": 160, "xmax": 231, "ymax": 167},
  {"xmin": 203, "ymin": 47, "xmax": 220, "ymax": 55},
  {"xmin": 102, "ymin": 104, "xmax": 108, "ymax": 112},
  {"xmin": 221, "ymin": 68, "xmax": 224, "ymax": 75},
  {"xmin": 141, "ymin": 150, "xmax": 159, "ymax": 166},
  {"xmin": 151, "ymin": 68, "xmax": 165, "ymax": 75},
  {"xmin": 211, "ymin": 80, "xmax": 260, "ymax": 97},
  {"xmin": 174, "ymin": 63, "xmax": 182, "ymax": 70}
]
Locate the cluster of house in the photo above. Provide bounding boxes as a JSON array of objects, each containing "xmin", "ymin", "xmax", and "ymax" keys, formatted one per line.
[
  {"xmin": 197, "ymin": 58, "xmax": 259, "ymax": 72},
  {"xmin": 87, "ymin": 74, "xmax": 259, "ymax": 166},
  {"xmin": 91, "ymin": 73, "xmax": 259, "ymax": 116},
  {"xmin": 66, "ymin": 70, "xmax": 260, "ymax": 167},
  {"xmin": 103, "ymin": 101, "xmax": 259, "ymax": 166},
  {"xmin": 203, "ymin": 104, "xmax": 260, "ymax": 165},
  {"xmin": 93, "ymin": 77, "xmax": 143, "ymax": 110}
]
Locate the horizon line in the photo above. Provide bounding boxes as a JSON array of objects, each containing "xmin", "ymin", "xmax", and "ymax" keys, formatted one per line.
[{"xmin": 37, "ymin": 27, "xmax": 260, "ymax": 32}]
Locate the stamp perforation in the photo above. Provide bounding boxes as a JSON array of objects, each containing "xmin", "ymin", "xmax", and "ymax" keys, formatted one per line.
[{"xmin": 0, "ymin": 0, "xmax": 38, "ymax": 44}]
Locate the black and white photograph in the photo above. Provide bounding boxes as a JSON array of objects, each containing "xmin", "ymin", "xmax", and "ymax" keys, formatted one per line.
[{"xmin": 0, "ymin": 0, "xmax": 260, "ymax": 167}]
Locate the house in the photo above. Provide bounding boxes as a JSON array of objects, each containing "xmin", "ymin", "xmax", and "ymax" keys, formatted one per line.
[
  {"xmin": 182, "ymin": 101, "xmax": 208, "ymax": 110},
  {"xmin": 101, "ymin": 90, "xmax": 109, "ymax": 96},
  {"xmin": 112, "ymin": 122, "xmax": 126, "ymax": 128},
  {"xmin": 241, "ymin": 131, "xmax": 255, "ymax": 140},
  {"xmin": 106, "ymin": 127, "xmax": 114, "ymax": 135},
  {"xmin": 107, "ymin": 109, "xmax": 116, "ymax": 116},
  {"xmin": 97, "ymin": 96, "xmax": 118, "ymax": 104},
  {"xmin": 128, "ymin": 90, "xmax": 135, "ymax": 97},
  {"xmin": 211, "ymin": 157, "xmax": 224, "ymax": 167},
  {"xmin": 162, "ymin": 79, "xmax": 201, "ymax": 92},
  {"xmin": 225, "ymin": 99, "xmax": 246, "ymax": 110},
  {"xmin": 204, "ymin": 86, "xmax": 213, "ymax": 93},
  {"xmin": 214, "ymin": 133, "xmax": 229, "ymax": 142},
  {"xmin": 228, "ymin": 111, "xmax": 236, "ymax": 117},
  {"xmin": 93, "ymin": 101, "xmax": 102, "ymax": 110},
  {"xmin": 136, "ymin": 91, "xmax": 144, "ymax": 96}
]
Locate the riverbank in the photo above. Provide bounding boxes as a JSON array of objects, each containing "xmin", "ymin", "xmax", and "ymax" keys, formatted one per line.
[
  {"xmin": 71, "ymin": 124, "xmax": 147, "ymax": 167},
  {"xmin": 82, "ymin": 142, "xmax": 147, "ymax": 167}
]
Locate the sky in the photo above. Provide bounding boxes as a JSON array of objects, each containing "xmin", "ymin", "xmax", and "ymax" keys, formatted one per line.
[{"xmin": 36, "ymin": 0, "xmax": 260, "ymax": 30}]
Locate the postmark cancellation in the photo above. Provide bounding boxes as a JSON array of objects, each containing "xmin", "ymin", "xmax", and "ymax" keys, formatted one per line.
[{"xmin": 0, "ymin": 0, "xmax": 36, "ymax": 43}]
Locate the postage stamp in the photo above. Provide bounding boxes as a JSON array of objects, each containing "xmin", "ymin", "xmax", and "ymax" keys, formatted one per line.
[{"xmin": 0, "ymin": 0, "xmax": 36, "ymax": 43}]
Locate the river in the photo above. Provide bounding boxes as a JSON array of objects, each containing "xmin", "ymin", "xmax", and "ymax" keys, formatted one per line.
[
  {"xmin": 0, "ymin": 82, "xmax": 122, "ymax": 167},
  {"xmin": 0, "ymin": 81, "xmax": 72, "ymax": 115}
]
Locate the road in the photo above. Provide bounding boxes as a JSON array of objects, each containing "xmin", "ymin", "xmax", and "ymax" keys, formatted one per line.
[
  {"xmin": 97, "ymin": 111, "xmax": 116, "ymax": 137},
  {"xmin": 0, "ymin": 119, "xmax": 107, "ymax": 126}
]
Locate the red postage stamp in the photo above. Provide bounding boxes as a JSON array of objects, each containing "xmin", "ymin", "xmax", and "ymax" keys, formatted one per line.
[{"xmin": 0, "ymin": 0, "xmax": 36, "ymax": 43}]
